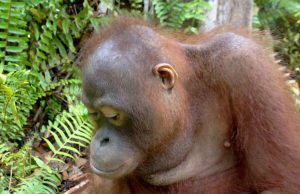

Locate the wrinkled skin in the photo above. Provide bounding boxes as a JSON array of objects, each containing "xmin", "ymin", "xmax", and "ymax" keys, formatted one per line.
[{"xmin": 78, "ymin": 19, "xmax": 300, "ymax": 194}]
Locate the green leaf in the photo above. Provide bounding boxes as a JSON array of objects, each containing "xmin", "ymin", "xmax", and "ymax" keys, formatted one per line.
[
  {"xmin": 62, "ymin": 19, "xmax": 69, "ymax": 34},
  {"xmin": 46, "ymin": 157, "xmax": 65, "ymax": 164},
  {"xmin": 0, "ymin": 32, "xmax": 7, "ymax": 38},
  {"xmin": 43, "ymin": 138, "xmax": 57, "ymax": 154},
  {"xmin": 6, "ymin": 46, "xmax": 24, "ymax": 53},
  {"xmin": 53, "ymin": 37, "xmax": 67, "ymax": 58},
  {"xmin": 32, "ymin": 156, "xmax": 53, "ymax": 173},
  {"xmin": 65, "ymin": 34, "xmax": 75, "ymax": 52},
  {"xmin": 8, "ymin": 27, "xmax": 26, "ymax": 35},
  {"xmin": 0, "ymin": 2, "xmax": 10, "ymax": 10},
  {"xmin": 50, "ymin": 130, "xmax": 64, "ymax": 148},
  {"xmin": 11, "ymin": 2, "xmax": 25, "ymax": 8}
]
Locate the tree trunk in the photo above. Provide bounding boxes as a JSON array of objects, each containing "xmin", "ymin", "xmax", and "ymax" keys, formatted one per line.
[{"xmin": 202, "ymin": 0, "xmax": 253, "ymax": 31}]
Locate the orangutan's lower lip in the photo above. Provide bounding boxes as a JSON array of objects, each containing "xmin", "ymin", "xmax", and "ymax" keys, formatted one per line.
[{"xmin": 90, "ymin": 162, "xmax": 125, "ymax": 174}]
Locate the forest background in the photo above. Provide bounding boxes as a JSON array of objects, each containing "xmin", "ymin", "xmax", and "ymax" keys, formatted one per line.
[{"xmin": 0, "ymin": 0, "xmax": 300, "ymax": 193}]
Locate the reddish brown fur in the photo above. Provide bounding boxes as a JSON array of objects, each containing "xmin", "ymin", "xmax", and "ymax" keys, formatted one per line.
[{"xmin": 78, "ymin": 17, "xmax": 300, "ymax": 194}]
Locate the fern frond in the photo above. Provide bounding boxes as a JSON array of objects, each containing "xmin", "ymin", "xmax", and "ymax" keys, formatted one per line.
[
  {"xmin": 0, "ymin": 169, "xmax": 9, "ymax": 193},
  {"xmin": 0, "ymin": 140, "xmax": 33, "ymax": 178},
  {"xmin": 45, "ymin": 79, "xmax": 80, "ymax": 92},
  {"xmin": 14, "ymin": 169, "xmax": 60, "ymax": 194},
  {"xmin": 43, "ymin": 109, "xmax": 93, "ymax": 164},
  {"xmin": 0, "ymin": 70, "xmax": 44, "ymax": 141},
  {"xmin": 0, "ymin": 73, "xmax": 20, "ymax": 126},
  {"xmin": 152, "ymin": 0, "xmax": 209, "ymax": 33},
  {"xmin": 0, "ymin": 141, "xmax": 61, "ymax": 194},
  {"xmin": 28, "ymin": 0, "xmax": 94, "ymax": 70},
  {"xmin": 0, "ymin": 0, "xmax": 29, "ymax": 70}
]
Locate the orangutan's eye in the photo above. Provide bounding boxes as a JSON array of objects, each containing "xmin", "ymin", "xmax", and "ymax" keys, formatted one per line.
[{"xmin": 101, "ymin": 106, "xmax": 125, "ymax": 126}]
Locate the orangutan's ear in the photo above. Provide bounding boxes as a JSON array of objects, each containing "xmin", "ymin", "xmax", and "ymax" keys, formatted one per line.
[{"xmin": 152, "ymin": 63, "xmax": 178, "ymax": 90}]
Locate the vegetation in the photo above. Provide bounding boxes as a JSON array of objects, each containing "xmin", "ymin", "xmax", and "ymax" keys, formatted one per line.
[
  {"xmin": 0, "ymin": 0, "xmax": 299, "ymax": 193},
  {"xmin": 0, "ymin": 0, "xmax": 100, "ymax": 193},
  {"xmin": 254, "ymin": 0, "xmax": 300, "ymax": 69},
  {"xmin": 254, "ymin": 0, "xmax": 300, "ymax": 105}
]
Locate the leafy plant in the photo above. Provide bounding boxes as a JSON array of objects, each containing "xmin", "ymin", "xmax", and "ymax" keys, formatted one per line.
[
  {"xmin": 13, "ymin": 168, "xmax": 60, "ymax": 194},
  {"xmin": 254, "ymin": 0, "xmax": 300, "ymax": 69},
  {"xmin": 0, "ymin": 141, "xmax": 32, "ymax": 179},
  {"xmin": 0, "ymin": 0, "xmax": 98, "ymax": 192},
  {"xmin": 102, "ymin": 0, "xmax": 209, "ymax": 33},
  {"xmin": 152, "ymin": 0, "xmax": 209, "ymax": 33},
  {"xmin": 0, "ymin": 0, "xmax": 29, "ymax": 72},
  {"xmin": 0, "ymin": 70, "xmax": 44, "ymax": 141},
  {"xmin": 43, "ymin": 107, "xmax": 93, "ymax": 164},
  {"xmin": 0, "ymin": 140, "xmax": 60, "ymax": 194}
]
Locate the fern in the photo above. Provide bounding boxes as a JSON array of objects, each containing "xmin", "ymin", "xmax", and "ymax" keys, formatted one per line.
[
  {"xmin": 13, "ymin": 168, "xmax": 60, "ymax": 194},
  {"xmin": 42, "ymin": 78, "xmax": 81, "ymax": 123},
  {"xmin": 43, "ymin": 107, "xmax": 93, "ymax": 164},
  {"xmin": 0, "ymin": 70, "xmax": 44, "ymax": 141},
  {"xmin": 0, "ymin": 143, "xmax": 10, "ymax": 193},
  {"xmin": 45, "ymin": 79, "xmax": 80, "ymax": 92},
  {"xmin": 0, "ymin": 0, "xmax": 29, "ymax": 72},
  {"xmin": 0, "ymin": 169, "xmax": 9, "ymax": 194},
  {"xmin": 0, "ymin": 141, "xmax": 34, "ymax": 180},
  {"xmin": 152, "ymin": 0, "xmax": 209, "ymax": 33},
  {"xmin": 0, "ymin": 0, "xmax": 102, "ymax": 192},
  {"xmin": 0, "ymin": 141, "xmax": 60, "ymax": 194},
  {"xmin": 13, "ymin": 157, "xmax": 61, "ymax": 194},
  {"xmin": 0, "ymin": 73, "xmax": 20, "ymax": 126},
  {"xmin": 27, "ymin": 0, "xmax": 93, "ymax": 67}
]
